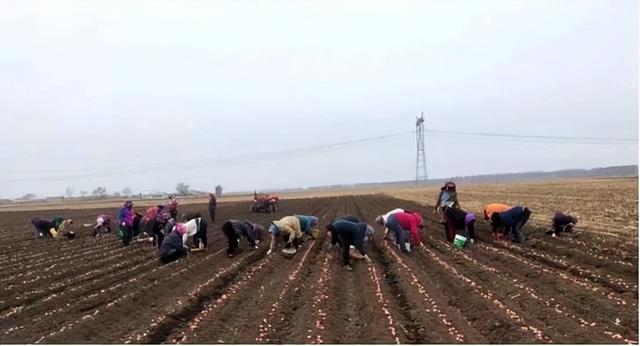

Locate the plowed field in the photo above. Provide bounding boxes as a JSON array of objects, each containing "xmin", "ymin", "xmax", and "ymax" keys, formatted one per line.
[{"xmin": 0, "ymin": 195, "xmax": 637, "ymax": 343}]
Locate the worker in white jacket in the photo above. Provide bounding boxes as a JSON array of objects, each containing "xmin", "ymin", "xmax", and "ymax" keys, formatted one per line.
[{"xmin": 375, "ymin": 208, "xmax": 405, "ymax": 240}]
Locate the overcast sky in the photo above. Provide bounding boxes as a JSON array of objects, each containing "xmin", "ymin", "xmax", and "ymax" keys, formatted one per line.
[{"xmin": 0, "ymin": 0, "xmax": 637, "ymax": 198}]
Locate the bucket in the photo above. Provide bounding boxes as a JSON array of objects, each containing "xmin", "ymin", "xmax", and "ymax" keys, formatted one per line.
[
  {"xmin": 281, "ymin": 247, "xmax": 297, "ymax": 259},
  {"xmin": 454, "ymin": 234, "xmax": 467, "ymax": 250}
]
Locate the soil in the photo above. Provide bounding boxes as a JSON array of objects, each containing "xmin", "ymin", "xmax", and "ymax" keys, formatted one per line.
[{"xmin": 0, "ymin": 194, "xmax": 637, "ymax": 344}]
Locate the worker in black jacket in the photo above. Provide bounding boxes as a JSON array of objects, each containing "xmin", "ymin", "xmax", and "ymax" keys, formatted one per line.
[
  {"xmin": 221, "ymin": 219, "xmax": 265, "ymax": 257},
  {"xmin": 325, "ymin": 215, "xmax": 361, "ymax": 250},
  {"xmin": 326, "ymin": 219, "xmax": 373, "ymax": 270}
]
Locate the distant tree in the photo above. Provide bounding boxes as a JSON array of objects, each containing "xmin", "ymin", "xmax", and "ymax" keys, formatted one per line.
[
  {"xmin": 122, "ymin": 187, "xmax": 132, "ymax": 197},
  {"xmin": 215, "ymin": 185, "xmax": 223, "ymax": 196},
  {"xmin": 92, "ymin": 187, "xmax": 107, "ymax": 198},
  {"xmin": 176, "ymin": 182, "xmax": 190, "ymax": 196},
  {"xmin": 65, "ymin": 187, "xmax": 74, "ymax": 197},
  {"xmin": 80, "ymin": 190, "xmax": 88, "ymax": 198},
  {"xmin": 22, "ymin": 193, "xmax": 36, "ymax": 200}
]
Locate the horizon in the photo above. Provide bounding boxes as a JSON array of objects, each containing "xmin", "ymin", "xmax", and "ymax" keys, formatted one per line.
[{"xmin": 8, "ymin": 163, "xmax": 637, "ymax": 200}]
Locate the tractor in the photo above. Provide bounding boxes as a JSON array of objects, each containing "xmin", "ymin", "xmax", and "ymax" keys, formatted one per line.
[{"xmin": 251, "ymin": 194, "xmax": 279, "ymax": 213}]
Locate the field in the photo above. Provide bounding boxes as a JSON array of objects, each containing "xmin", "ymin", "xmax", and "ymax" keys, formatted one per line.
[{"xmin": 0, "ymin": 180, "xmax": 637, "ymax": 344}]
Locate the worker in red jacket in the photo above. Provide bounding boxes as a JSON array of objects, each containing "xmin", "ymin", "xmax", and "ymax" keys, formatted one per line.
[{"xmin": 376, "ymin": 211, "xmax": 424, "ymax": 252}]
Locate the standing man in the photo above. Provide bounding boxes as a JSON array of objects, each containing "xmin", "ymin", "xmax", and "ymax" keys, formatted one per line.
[
  {"xmin": 208, "ymin": 192, "xmax": 217, "ymax": 223},
  {"xmin": 434, "ymin": 181, "xmax": 460, "ymax": 241}
]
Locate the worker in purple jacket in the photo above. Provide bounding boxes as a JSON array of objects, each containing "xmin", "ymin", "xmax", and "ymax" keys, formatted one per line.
[
  {"xmin": 490, "ymin": 206, "xmax": 531, "ymax": 243},
  {"xmin": 118, "ymin": 201, "xmax": 135, "ymax": 246},
  {"xmin": 444, "ymin": 207, "xmax": 477, "ymax": 244}
]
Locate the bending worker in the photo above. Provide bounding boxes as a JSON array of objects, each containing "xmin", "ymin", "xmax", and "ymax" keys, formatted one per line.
[
  {"xmin": 547, "ymin": 211, "xmax": 578, "ymax": 237},
  {"xmin": 158, "ymin": 217, "xmax": 204, "ymax": 263},
  {"xmin": 183, "ymin": 212, "xmax": 209, "ymax": 249},
  {"xmin": 484, "ymin": 203, "xmax": 511, "ymax": 240},
  {"xmin": 93, "ymin": 214, "xmax": 112, "ymax": 237},
  {"xmin": 444, "ymin": 207, "xmax": 476, "ymax": 245},
  {"xmin": 267, "ymin": 214, "xmax": 319, "ymax": 255},
  {"xmin": 326, "ymin": 218, "xmax": 373, "ymax": 271},
  {"xmin": 221, "ymin": 219, "xmax": 265, "ymax": 257},
  {"xmin": 326, "ymin": 215, "xmax": 361, "ymax": 250},
  {"xmin": 491, "ymin": 205, "xmax": 531, "ymax": 243},
  {"xmin": 31, "ymin": 217, "xmax": 57, "ymax": 238},
  {"xmin": 376, "ymin": 211, "xmax": 424, "ymax": 252},
  {"xmin": 377, "ymin": 208, "xmax": 404, "ymax": 241}
]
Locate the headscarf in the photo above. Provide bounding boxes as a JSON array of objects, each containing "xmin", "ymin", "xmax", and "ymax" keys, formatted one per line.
[
  {"xmin": 174, "ymin": 223, "xmax": 187, "ymax": 236},
  {"xmin": 365, "ymin": 224, "xmax": 375, "ymax": 238}
]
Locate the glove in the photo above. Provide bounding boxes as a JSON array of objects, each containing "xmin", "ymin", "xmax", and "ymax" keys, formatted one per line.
[
  {"xmin": 364, "ymin": 255, "xmax": 372, "ymax": 263},
  {"xmin": 344, "ymin": 265, "xmax": 353, "ymax": 271},
  {"xmin": 254, "ymin": 245, "xmax": 259, "ymax": 249},
  {"xmin": 266, "ymin": 249, "xmax": 272, "ymax": 255}
]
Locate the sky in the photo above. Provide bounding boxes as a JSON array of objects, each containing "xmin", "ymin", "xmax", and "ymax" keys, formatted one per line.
[{"xmin": 0, "ymin": 0, "xmax": 637, "ymax": 198}]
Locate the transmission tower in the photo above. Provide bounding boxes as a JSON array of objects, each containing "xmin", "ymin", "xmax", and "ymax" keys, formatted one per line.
[{"xmin": 416, "ymin": 112, "xmax": 427, "ymax": 182}]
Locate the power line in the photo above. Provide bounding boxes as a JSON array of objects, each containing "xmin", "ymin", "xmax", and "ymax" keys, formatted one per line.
[
  {"xmin": 426, "ymin": 129, "xmax": 637, "ymax": 142},
  {"xmin": 0, "ymin": 129, "xmax": 636, "ymax": 181},
  {"xmin": 0, "ymin": 131, "xmax": 416, "ymax": 180}
]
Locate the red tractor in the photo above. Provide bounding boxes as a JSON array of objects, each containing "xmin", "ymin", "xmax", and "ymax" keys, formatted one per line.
[{"xmin": 251, "ymin": 193, "xmax": 279, "ymax": 213}]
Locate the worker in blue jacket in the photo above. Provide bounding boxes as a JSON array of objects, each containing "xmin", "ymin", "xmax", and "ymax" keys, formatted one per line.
[
  {"xmin": 326, "ymin": 219, "xmax": 374, "ymax": 270},
  {"xmin": 325, "ymin": 215, "xmax": 361, "ymax": 250},
  {"xmin": 490, "ymin": 206, "xmax": 531, "ymax": 243}
]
